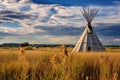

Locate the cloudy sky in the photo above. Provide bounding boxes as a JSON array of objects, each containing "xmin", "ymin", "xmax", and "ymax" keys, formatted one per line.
[{"xmin": 0, "ymin": 0, "xmax": 120, "ymax": 45}]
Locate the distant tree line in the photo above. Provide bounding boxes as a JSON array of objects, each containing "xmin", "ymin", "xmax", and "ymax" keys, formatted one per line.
[{"xmin": 20, "ymin": 42, "xmax": 29, "ymax": 47}]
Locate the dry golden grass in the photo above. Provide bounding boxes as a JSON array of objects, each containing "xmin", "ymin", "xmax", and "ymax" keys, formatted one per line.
[{"xmin": 0, "ymin": 47, "xmax": 120, "ymax": 80}]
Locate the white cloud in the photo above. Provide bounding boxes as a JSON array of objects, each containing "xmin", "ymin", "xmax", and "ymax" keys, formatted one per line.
[
  {"xmin": 0, "ymin": 1, "xmax": 120, "ymax": 44},
  {"xmin": 90, "ymin": 5, "xmax": 120, "ymax": 24},
  {"xmin": 0, "ymin": 0, "xmax": 17, "ymax": 3},
  {"xmin": 0, "ymin": 0, "xmax": 32, "ymax": 3},
  {"xmin": 114, "ymin": 39, "xmax": 120, "ymax": 42},
  {"xmin": 0, "ymin": 2, "xmax": 85, "ymax": 28},
  {"xmin": 0, "ymin": 2, "xmax": 119, "ymax": 30},
  {"xmin": 19, "ymin": 0, "xmax": 32, "ymax": 3}
]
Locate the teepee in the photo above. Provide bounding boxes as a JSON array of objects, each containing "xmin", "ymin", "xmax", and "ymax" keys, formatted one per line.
[{"xmin": 72, "ymin": 8, "xmax": 105, "ymax": 52}]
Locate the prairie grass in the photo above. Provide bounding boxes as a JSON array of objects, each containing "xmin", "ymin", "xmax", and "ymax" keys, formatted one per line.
[{"xmin": 0, "ymin": 47, "xmax": 120, "ymax": 80}]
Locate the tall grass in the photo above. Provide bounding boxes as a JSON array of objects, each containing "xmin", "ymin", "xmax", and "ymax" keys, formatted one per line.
[{"xmin": 0, "ymin": 47, "xmax": 120, "ymax": 80}]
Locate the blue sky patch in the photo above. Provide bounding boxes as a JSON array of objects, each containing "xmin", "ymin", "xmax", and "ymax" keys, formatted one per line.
[{"xmin": 0, "ymin": 21, "xmax": 21, "ymax": 28}]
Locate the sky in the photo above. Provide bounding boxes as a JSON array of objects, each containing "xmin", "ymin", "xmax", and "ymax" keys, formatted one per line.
[{"xmin": 0, "ymin": 0, "xmax": 120, "ymax": 45}]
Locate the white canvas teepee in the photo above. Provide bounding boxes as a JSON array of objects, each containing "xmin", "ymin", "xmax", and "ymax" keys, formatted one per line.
[{"xmin": 72, "ymin": 8, "xmax": 105, "ymax": 52}]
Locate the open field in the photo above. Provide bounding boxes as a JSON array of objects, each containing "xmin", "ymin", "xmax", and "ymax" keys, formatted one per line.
[{"xmin": 0, "ymin": 47, "xmax": 120, "ymax": 80}]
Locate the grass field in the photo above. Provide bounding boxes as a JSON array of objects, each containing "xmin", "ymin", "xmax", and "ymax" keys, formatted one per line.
[{"xmin": 0, "ymin": 47, "xmax": 120, "ymax": 80}]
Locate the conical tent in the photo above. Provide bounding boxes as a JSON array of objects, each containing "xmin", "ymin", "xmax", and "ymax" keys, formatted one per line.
[{"xmin": 72, "ymin": 8, "xmax": 105, "ymax": 52}]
